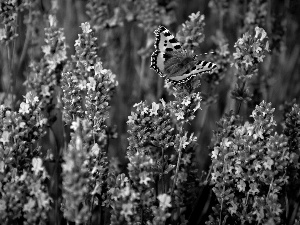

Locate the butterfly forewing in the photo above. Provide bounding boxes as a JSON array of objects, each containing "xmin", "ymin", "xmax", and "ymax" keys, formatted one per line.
[
  {"xmin": 151, "ymin": 26, "xmax": 182, "ymax": 77},
  {"xmin": 151, "ymin": 51, "xmax": 165, "ymax": 77},
  {"xmin": 154, "ymin": 26, "xmax": 182, "ymax": 52}
]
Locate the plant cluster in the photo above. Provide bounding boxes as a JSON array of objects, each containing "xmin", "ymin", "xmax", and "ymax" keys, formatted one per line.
[
  {"xmin": 0, "ymin": 92, "xmax": 50, "ymax": 224},
  {"xmin": 0, "ymin": 0, "xmax": 299, "ymax": 225},
  {"xmin": 208, "ymin": 101, "xmax": 298, "ymax": 224},
  {"xmin": 86, "ymin": 0, "xmax": 177, "ymax": 33}
]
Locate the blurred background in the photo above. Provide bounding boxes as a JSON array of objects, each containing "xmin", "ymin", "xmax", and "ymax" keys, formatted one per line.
[{"xmin": 0, "ymin": 0, "xmax": 299, "ymax": 173}]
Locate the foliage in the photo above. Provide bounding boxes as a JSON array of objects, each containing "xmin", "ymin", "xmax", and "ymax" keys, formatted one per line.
[{"xmin": 0, "ymin": 0, "xmax": 299, "ymax": 224}]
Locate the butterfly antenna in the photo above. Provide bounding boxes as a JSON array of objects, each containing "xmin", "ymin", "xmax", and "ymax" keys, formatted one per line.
[
  {"xmin": 198, "ymin": 51, "xmax": 215, "ymax": 56},
  {"xmin": 194, "ymin": 52, "xmax": 215, "ymax": 60}
]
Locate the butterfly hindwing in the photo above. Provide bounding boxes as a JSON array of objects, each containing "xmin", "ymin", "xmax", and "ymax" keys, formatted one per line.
[
  {"xmin": 167, "ymin": 60, "xmax": 218, "ymax": 84},
  {"xmin": 150, "ymin": 26, "xmax": 182, "ymax": 77},
  {"xmin": 189, "ymin": 60, "xmax": 218, "ymax": 75}
]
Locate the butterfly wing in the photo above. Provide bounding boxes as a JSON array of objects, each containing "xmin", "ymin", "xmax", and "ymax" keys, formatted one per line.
[
  {"xmin": 151, "ymin": 26, "xmax": 218, "ymax": 84},
  {"xmin": 167, "ymin": 60, "xmax": 218, "ymax": 84},
  {"xmin": 150, "ymin": 26, "xmax": 182, "ymax": 77},
  {"xmin": 154, "ymin": 26, "xmax": 182, "ymax": 52},
  {"xmin": 150, "ymin": 51, "xmax": 166, "ymax": 77}
]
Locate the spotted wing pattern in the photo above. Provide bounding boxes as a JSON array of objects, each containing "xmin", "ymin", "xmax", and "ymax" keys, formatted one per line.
[
  {"xmin": 150, "ymin": 26, "xmax": 182, "ymax": 77},
  {"xmin": 150, "ymin": 25, "xmax": 217, "ymax": 84}
]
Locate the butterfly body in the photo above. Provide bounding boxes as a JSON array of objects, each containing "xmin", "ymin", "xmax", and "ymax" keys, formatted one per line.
[
  {"xmin": 163, "ymin": 49, "xmax": 195, "ymax": 76},
  {"xmin": 150, "ymin": 26, "xmax": 217, "ymax": 84}
]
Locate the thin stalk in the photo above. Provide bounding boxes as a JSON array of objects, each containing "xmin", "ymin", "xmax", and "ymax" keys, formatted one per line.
[
  {"xmin": 7, "ymin": 41, "xmax": 15, "ymax": 109},
  {"xmin": 19, "ymin": 5, "xmax": 32, "ymax": 73},
  {"xmin": 138, "ymin": 31, "xmax": 149, "ymax": 99},
  {"xmin": 171, "ymin": 149, "xmax": 182, "ymax": 196},
  {"xmin": 235, "ymin": 80, "xmax": 246, "ymax": 115},
  {"xmin": 156, "ymin": 77, "xmax": 163, "ymax": 99},
  {"xmin": 58, "ymin": 103, "xmax": 67, "ymax": 225},
  {"xmin": 19, "ymin": 27, "xmax": 31, "ymax": 71},
  {"xmin": 196, "ymin": 104, "xmax": 209, "ymax": 141},
  {"xmin": 89, "ymin": 196, "xmax": 95, "ymax": 225},
  {"xmin": 140, "ymin": 201, "xmax": 144, "ymax": 225},
  {"xmin": 205, "ymin": 165, "xmax": 213, "ymax": 183},
  {"xmin": 288, "ymin": 185, "xmax": 300, "ymax": 225},
  {"xmin": 139, "ymin": 54, "xmax": 146, "ymax": 98},
  {"xmin": 161, "ymin": 148, "xmax": 165, "ymax": 193},
  {"xmin": 219, "ymin": 186, "xmax": 225, "ymax": 225},
  {"xmin": 290, "ymin": 200, "xmax": 300, "ymax": 225},
  {"xmin": 266, "ymin": 177, "xmax": 274, "ymax": 199},
  {"xmin": 245, "ymin": 191, "xmax": 249, "ymax": 206},
  {"xmin": 54, "ymin": 131, "xmax": 60, "ymax": 225},
  {"xmin": 285, "ymin": 189, "xmax": 289, "ymax": 222},
  {"xmin": 236, "ymin": 100, "xmax": 242, "ymax": 115}
]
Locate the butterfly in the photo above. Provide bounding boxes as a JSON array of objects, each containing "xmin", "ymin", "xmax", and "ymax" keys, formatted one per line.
[{"xmin": 150, "ymin": 25, "xmax": 217, "ymax": 84}]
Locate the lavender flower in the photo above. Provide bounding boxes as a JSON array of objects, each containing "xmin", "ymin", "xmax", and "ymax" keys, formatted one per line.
[
  {"xmin": 243, "ymin": 0, "xmax": 268, "ymax": 32},
  {"xmin": 177, "ymin": 11, "xmax": 205, "ymax": 50},
  {"xmin": 86, "ymin": 0, "xmax": 110, "ymax": 31},
  {"xmin": 26, "ymin": 14, "xmax": 67, "ymax": 112},
  {"xmin": 0, "ymin": 91, "xmax": 49, "ymax": 224},
  {"xmin": 86, "ymin": 60, "xmax": 118, "ymax": 132},
  {"xmin": 127, "ymin": 100, "xmax": 175, "ymax": 157},
  {"xmin": 209, "ymin": 101, "xmax": 294, "ymax": 224},
  {"xmin": 134, "ymin": 0, "xmax": 177, "ymax": 33},
  {"xmin": 231, "ymin": 27, "xmax": 270, "ymax": 105},
  {"xmin": 61, "ymin": 119, "xmax": 91, "ymax": 224},
  {"xmin": 0, "ymin": 158, "xmax": 51, "ymax": 225},
  {"xmin": 204, "ymin": 32, "xmax": 230, "ymax": 86},
  {"xmin": 282, "ymin": 103, "xmax": 300, "ymax": 224},
  {"xmin": 126, "ymin": 91, "xmax": 201, "ymax": 224},
  {"xmin": 0, "ymin": 0, "xmax": 19, "ymax": 43},
  {"xmin": 0, "ymin": 92, "xmax": 47, "ymax": 172},
  {"xmin": 61, "ymin": 71, "xmax": 86, "ymax": 123},
  {"xmin": 62, "ymin": 22, "xmax": 117, "ymax": 127},
  {"xmin": 61, "ymin": 22, "xmax": 117, "ymax": 224},
  {"xmin": 0, "ymin": 123, "xmax": 50, "ymax": 225},
  {"xmin": 208, "ymin": 0, "xmax": 230, "ymax": 17},
  {"xmin": 233, "ymin": 26, "xmax": 270, "ymax": 78}
]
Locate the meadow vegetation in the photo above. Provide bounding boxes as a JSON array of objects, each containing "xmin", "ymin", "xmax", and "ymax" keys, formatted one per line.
[{"xmin": 0, "ymin": 0, "xmax": 299, "ymax": 224}]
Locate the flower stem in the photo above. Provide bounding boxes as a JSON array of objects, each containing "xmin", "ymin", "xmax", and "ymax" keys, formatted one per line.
[{"xmin": 171, "ymin": 150, "xmax": 182, "ymax": 195}]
